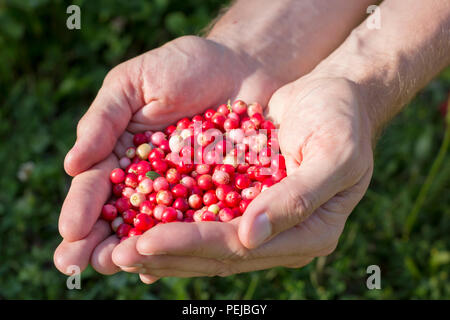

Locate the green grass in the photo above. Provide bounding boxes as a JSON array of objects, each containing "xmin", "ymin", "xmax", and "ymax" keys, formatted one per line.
[{"xmin": 0, "ymin": 0, "xmax": 449, "ymax": 299}]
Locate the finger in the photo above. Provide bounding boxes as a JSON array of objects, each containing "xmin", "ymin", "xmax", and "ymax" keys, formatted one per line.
[
  {"xmin": 238, "ymin": 155, "xmax": 353, "ymax": 249},
  {"xmin": 90, "ymin": 235, "xmax": 121, "ymax": 275},
  {"xmin": 113, "ymin": 235, "xmax": 227, "ymax": 276},
  {"xmin": 53, "ymin": 220, "xmax": 111, "ymax": 275},
  {"xmin": 64, "ymin": 66, "xmax": 137, "ymax": 176},
  {"xmin": 135, "ymin": 220, "xmax": 248, "ymax": 260},
  {"xmin": 59, "ymin": 154, "xmax": 118, "ymax": 242},
  {"xmin": 139, "ymin": 274, "xmax": 160, "ymax": 284}
]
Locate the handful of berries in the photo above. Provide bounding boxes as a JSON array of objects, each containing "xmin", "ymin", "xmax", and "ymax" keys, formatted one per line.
[{"xmin": 100, "ymin": 100, "xmax": 287, "ymax": 241}]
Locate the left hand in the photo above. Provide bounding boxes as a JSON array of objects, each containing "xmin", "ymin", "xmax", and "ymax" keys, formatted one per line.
[{"xmin": 112, "ymin": 75, "xmax": 375, "ymax": 284}]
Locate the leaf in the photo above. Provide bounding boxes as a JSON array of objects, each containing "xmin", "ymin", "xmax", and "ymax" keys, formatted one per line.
[{"xmin": 145, "ymin": 171, "xmax": 161, "ymax": 180}]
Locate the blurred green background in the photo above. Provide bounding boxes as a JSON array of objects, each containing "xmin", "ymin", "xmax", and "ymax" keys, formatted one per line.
[{"xmin": 0, "ymin": 0, "xmax": 449, "ymax": 299}]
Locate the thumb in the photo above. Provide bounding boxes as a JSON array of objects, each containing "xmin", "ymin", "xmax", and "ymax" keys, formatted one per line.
[
  {"xmin": 64, "ymin": 69, "xmax": 135, "ymax": 176},
  {"xmin": 238, "ymin": 156, "xmax": 346, "ymax": 249}
]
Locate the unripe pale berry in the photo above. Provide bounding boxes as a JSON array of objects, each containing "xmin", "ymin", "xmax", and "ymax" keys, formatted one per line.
[{"xmin": 130, "ymin": 192, "xmax": 146, "ymax": 207}]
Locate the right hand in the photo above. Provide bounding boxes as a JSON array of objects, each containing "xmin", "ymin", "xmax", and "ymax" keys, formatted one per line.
[{"xmin": 53, "ymin": 35, "xmax": 282, "ymax": 278}]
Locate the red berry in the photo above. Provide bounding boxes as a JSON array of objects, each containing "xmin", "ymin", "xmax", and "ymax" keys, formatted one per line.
[
  {"xmin": 165, "ymin": 125, "xmax": 176, "ymax": 136},
  {"xmin": 112, "ymin": 183, "xmax": 125, "ymax": 197},
  {"xmin": 224, "ymin": 118, "xmax": 239, "ymax": 131},
  {"xmin": 101, "ymin": 204, "xmax": 117, "ymax": 221},
  {"xmin": 272, "ymin": 169, "xmax": 287, "ymax": 182},
  {"xmin": 203, "ymin": 190, "xmax": 218, "ymax": 206},
  {"xmin": 203, "ymin": 109, "xmax": 216, "ymax": 121},
  {"xmin": 116, "ymin": 223, "xmax": 132, "ymax": 238},
  {"xmin": 197, "ymin": 174, "xmax": 213, "ymax": 190},
  {"xmin": 172, "ymin": 197, "xmax": 189, "ymax": 212},
  {"xmin": 212, "ymin": 113, "xmax": 226, "ymax": 129},
  {"xmin": 217, "ymin": 104, "xmax": 230, "ymax": 116},
  {"xmin": 115, "ymin": 197, "xmax": 131, "ymax": 213},
  {"xmin": 128, "ymin": 228, "xmax": 143, "ymax": 237},
  {"xmin": 135, "ymin": 161, "xmax": 152, "ymax": 175},
  {"xmin": 215, "ymin": 184, "xmax": 233, "ymax": 201},
  {"xmin": 171, "ymin": 184, "xmax": 189, "ymax": 198},
  {"xmin": 176, "ymin": 117, "xmax": 191, "ymax": 130},
  {"xmin": 165, "ymin": 168, "xmax": 181, "ymax": 184},
  {"xmin": 122, "ymin": 209, "xmax": 137, "ymax": 224},
  {"xmin": 239, "ymin": 199, "xmax": 251, "ymax": 214},
  {"xmin": 247, "ymin": 102, "xmax": 263, "ymax": 117},
  {"xmin": 196, "ymin": 164, "xmax": 211, "ymax": 175},
  {"xmin": 148, "ymin": 192, "xmax": 157, "ymax": 204},
  {"xmin": 124, "ymin": 173, "xmax": 139, "ymax": 188},
  {"xmin": 134, "ymin": 213, "xmax": 155, "ymax": 231},
  {"xmin": 133, "ymin": 133, "xmax": 148, "ymax": 147},
  {"xmin": 110, "ymin": 168, "xmax": 125, "ymax": 184},
  {"xmin": 235, "ymin": 174, "xmax": 251, "ymax": 189},
  {"xmin": 149, "ymin": 148, "xmax": 165, "ymax": 160},
  {"xmin": 151, "ymin": 158, "xmax": 168, "ymax": 173},
  {"xmin": 201, "ymin": 211, "xmax": 217, "ymax": 221},
  {"xmin": 140, "ymin": 200, "xmax": 155, "ymax": 216},
  {"xmin": 161, "ymin": 207, "xmax": 178, "ymax": 223},
  {"xmin": 225, "ymin": 190, "xmax": 241, "ymax": 207}
]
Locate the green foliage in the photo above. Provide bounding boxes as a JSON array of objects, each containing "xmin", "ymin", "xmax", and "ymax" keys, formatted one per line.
[{"xmin": 0, "ymin": 0, "xmax": 449, "ymax": 299}]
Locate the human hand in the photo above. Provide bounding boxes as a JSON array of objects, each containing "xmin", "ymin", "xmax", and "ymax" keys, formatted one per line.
[
  {"xmin": 111, "ymin": 74, "xmax": 376, "ymax": 283},
  {"xmin": 53, "ymin": 35, "xmax": 281, "ymax": 276}
]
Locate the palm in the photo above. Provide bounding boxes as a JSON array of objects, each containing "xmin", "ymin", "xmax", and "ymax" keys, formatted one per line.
[{"xmin": 54, "ymin": 35, "xmax": 278, "ymax": 275}]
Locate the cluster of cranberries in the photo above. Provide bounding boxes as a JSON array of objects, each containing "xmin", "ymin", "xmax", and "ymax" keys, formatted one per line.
[{"xmin": 100, "ymin": 100, "xmax": 287, "ymax": 241}]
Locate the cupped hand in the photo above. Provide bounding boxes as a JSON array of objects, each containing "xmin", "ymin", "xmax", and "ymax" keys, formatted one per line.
[
  {"xmin": 53, "ymin": 35, "xmax": 281, "ymax": 276},
  {"xmin": 112, "ymin": 75, "xmax": 375, "ymax": 283}
]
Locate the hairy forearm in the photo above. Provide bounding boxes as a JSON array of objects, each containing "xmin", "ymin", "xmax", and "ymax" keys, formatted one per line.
[
  {"xmin": 207, "ymin": 0, "xmax": 378, "ymax": 85},
  {"xmin": 319, "ymin": 0, "xmax": 450, "ymax": 134}
]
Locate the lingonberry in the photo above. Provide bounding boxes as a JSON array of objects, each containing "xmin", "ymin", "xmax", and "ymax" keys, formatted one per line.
[
  {"xmin": 271, "ymin": 168, "xmax": 287, "ymax": 183},
  {"xmin": 110, "ymin": 168, "xmax": 125, "ymax": 184},
  {"xmin": 135, "ymin": 161, "xmax": 152, "ymax": 175},
  {"xmin": 203, "ymin": 190, "xmax": 218, "ymax": 206},
  {"xmin": 116, "ymin": 223, "xmax": 132, "ymax": 238},
  {"xmin": 148, "ymin": 192, "xmax": 157, "ymax": 204},
  {"xmin": 215, "ymin": 184, "xmax": 233, "ymax": 201},
  {"xmin": 218, "ymin": 208, "xmax": 234, "ymax": 222},
  {"xmin": 166, "ymin": 168, "xmax": 181, "ymax": 184},
  {"xmin": 212, "ymin": 113, "xmax": 226, "ymax": 129},
  {"xmin": 177, "ymin": 117, "xmax": 191, "ymax": 130},
  {"xmin": 171, "ymin": 183, "xmax": 189, "ymax": 198},
  {"xmin": 101, "ymin": 204, "xmax": 118, "ymax": 221},
  {"xmin": 115, "ymin": 197, "xmax": 131, "ymax": 213},
  {"xmin": 201, "ymin": 210, "xmax": 217, "ymax": 221},
  {"xmin": 232, "ymin": 100, "xmax": 247, "ymax": 115},
  {"xmin": 134, "ymin": 213, "xmax": 155, "ymax": 231},
  {"xmin": 203, "ymin": 109, "xmax": 216, "ymax": 121},
  {"xmin": 261, "ymin": 178, "xmax": 274, "ymax": 191},
  {"xmin": 239, "ymin": 199, "xmax": 251, "ymax": 214},
  {"xmin": 151, "ymin": 158, "xmax": 168, "ymax": 173},
  {"xmin": 153, "ymin": 205, "xmax": 166, "ymax": 221},
  {"xmin": 133, "ymin": 133, "xmax": 148, "ymax": 147},
  {"xmin": 180, "ymin": 176, "xmax": 196, "ymax": 190},
  {"xmin": 156, "ymin": 190, "xmax": 174, "ymax": 206},
  {"xmin": 241, "ymin": 186, "xmax": 260, "ymax": 200},
  {"xmin": 128, "ymin": 228, "xmax": 143, "ymax": 237},
  {"xmin": 208, "ymin": 204, "xmax": 220, "ymax": 214},
  {"xmin": 224, "ymin": 118, "xmax": 239, "ymax": 131},
  {"xmin": 188, "ymin": 194, "xmax": 203, "ymax": 209},
  {"xmin": 150, "ymin": 131, "xmax": 166, "ymax": 146},
  {"xmin": 196, "ymin": 164, "xmax": 211, "ymax": 175},
  {"xmin": 235, "ymin": 174, "xmax": 251, "ymax": 189},
  {"xmin": 169, "ymin": 134, "xmax": 184, "ymax": 153},
  {"xmin": 122, "ymin": 209, "xmax": 137, "ymax": 224},
  {"xmin": 136, "ymin": 143, "xmax": 152, "ymax": 160},
  {"xmin": 149, "ymin": 148, "xmax": 165, "ymax": 160},
  {"xmin": 212, "ymin": 170, "xmax": 230, "ymax": 185},
  {"xmin": 122, "ymin": 187, "xmax": 135, "ymax": 199},
  {"xmin": 247, "ymin": 102, "xmax": 263, "ymax": 117},
  {"xmin": 225, "ymin": 190, "xmax": 241, "ymax": 208},
  {"xmin": 112, "ymin": 183, "xmax": 125, "ymax": 197},
  {"xmin": 161, "ymin": 207, "xmax": 178, "ymax": 223},
  {"xmin": 139, "ymin": 200, "xmax": 154, "ymax": 216},
  {"xmin": 165, "ymin": 125, "xmax": 176, "ymax": 136},
  {"xmin": 159, "ymin": 139, "xmax": 170, "ymax": 153},
  {"xmin": 172, "ymin": 197, "xmax": 189, "ymax": 212},
  {"xmin": 111, "ymin": 217, "xmax": 124, "ymax": 232},
  {"xmin": 197, "ymin": 174, "xmax": 213, "ymax": 190},
  {"xmin": 130, "ymin": 192, "xmax": 146, "ymax": 207},
  {"xmin": 119, "ymin": 157, "xmax": 131, "ymax": 169},
  {"xmin": 124, "ymin": 173, "xmax": 139, "ymax": 188},
  {"xmin": 125, "ymin": 147, "xmax": 136, "ymax": 159}
]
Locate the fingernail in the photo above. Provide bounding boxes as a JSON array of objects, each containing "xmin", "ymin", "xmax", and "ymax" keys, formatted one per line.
[{"xmin": 248, "ymin": 213, "xmax": 272, "ymax": 247}]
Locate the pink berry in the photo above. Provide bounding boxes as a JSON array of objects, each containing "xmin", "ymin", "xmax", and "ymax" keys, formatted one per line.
[
  {"xmin": 188, "ymin": 194, "xmax": 203, "ymax": 209},
  {"xmin": 232, "ymin": 100, "xmax": 247, "ymax": 115},
  {"xmin": 110, "ymin": 168, "xmax": 125, "ymax": 184},
  {"xmin": 212, "ymin": 170, "xmax": 230, "ymax": 185},
  {"xmin": 153, "ymin": 205, "xmax": 166, "ymax": 221},
  {"xmin": 119, "ymin": 157, "xmax": 131, "ymax": 169},
  {"xmin": 122, "ymin": 187, "xmax": 135, "ymax": 198},
  {"xmin": 153, "ymin": 177, "xmax": 169, "ymax": 192},
  {"xmin": 215, "ymin": 184, "xmax": 233, "ymax": 201},
  {"xmin": 241, "ymin": 187, "xmax": 260, "ymax": 200},
  {"xmin": 101, "ymin": 204, "xmax": 118, "ymax": 221},
  {"xmin": 247, "ymin": 102, "xmax": 263, "ymax": 117},
  {"xmin": 137, "ymin": 178, "xmax": 153, "ymax": 194},
  {"xmin": 218, "ymin": 208, "xmax": 234, "ymax": 222},
  {"xmin": 156, "ymin": 190, "xmax": 174, "ymax": 206},
  {"xmin": 180, "ymin": 176, "xmax": 196, "ymax": 189},
  {"xmin": 151, "ymin": 131, "xmax": 166, "ymax": 146}
]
